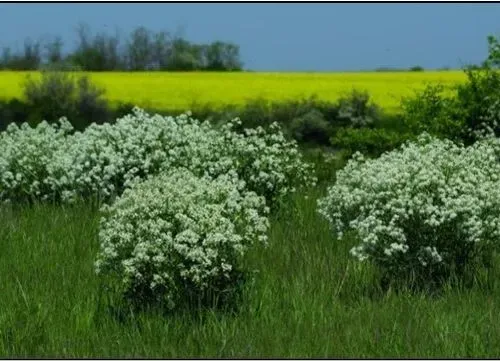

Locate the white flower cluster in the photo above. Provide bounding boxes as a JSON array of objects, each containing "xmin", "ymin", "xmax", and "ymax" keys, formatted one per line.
[
  {"xmin": 218, "ymin": 119, "xmax": 317, "ymax": 202},
  {"xmin": 95, "ymin": 168, "xmax": 270, "ymax": 308},
  {"xmin": 0, "ymin": 118, "xmax": 73, "ymax": 202},
  {"xmin": 0, "ymin": 107, "xmax": 315, "ymax": 204},
  {"xmin": 318, "ymin": 133, "xmax": 500, "ymax": 277}
]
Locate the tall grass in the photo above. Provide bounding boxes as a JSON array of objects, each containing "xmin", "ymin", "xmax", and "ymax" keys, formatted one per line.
[{"xmin": 1, "ymin": 179, "xmax": 500, "ymax": 357}]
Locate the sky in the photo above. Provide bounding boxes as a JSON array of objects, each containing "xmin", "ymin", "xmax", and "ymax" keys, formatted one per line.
[{"xmin": 0, "ymin": 3, "xmax": 499, "ymax": 71}]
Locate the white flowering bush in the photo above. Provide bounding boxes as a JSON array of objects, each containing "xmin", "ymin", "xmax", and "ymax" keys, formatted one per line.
[
  {"xmin": 44, "ymin": 107, "xmax": 315, "ymax": 205},
  {"xmin": 0, "ymin": 118, "xmax": 73, "ymax": 203},
  {"xmin": 318, "ymin": 134, "xmax": 500, "ymax": 286},
  {"xmin": 218, "ymin": 119, "xmax": 317, "ymax": 204},
  {"xmin": 95, "ymin": 168, "xmax": 269, "ymax": 309}
]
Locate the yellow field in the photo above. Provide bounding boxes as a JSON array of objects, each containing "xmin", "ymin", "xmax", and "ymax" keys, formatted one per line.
[{"xmin": 0, "ymin": 71, "xmax": 466, "ymax": 112}]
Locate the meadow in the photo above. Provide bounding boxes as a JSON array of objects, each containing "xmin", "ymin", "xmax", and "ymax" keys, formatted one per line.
[
  {"xmin": 0, "ymin": 70, "xmax": 465, "ymax": 112},
  {"xmin": 2, "ymin": 66, "xmax": 500, "ymax": 359},
  {"xmin": 3, "ymin": 179, "xmax": 500, "ymax": 358}
]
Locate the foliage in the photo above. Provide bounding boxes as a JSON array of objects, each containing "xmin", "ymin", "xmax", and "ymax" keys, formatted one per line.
[
  {"xmin": 0, "ymin": 107, "xmax": 316, "ymax": 206},
  {"xmin": 318, "ymin": 134, "xmax": 500, "ymax": 290},
  {"xmin": 456, "ymin": 64, "xmax": 500, "ymax": 143},
  {"xmin": 399, "ymin": 35, "xmax": 500, "ymax": 144},
  {"xmin": 0, "ymin": 38, "xmax": 42, "ymax": 70},
  {"xmin": 400, "ymin": 83, "xmax": 463, "ymax": 141},
  {"xmin": 0, "ymin": 98, "xmax": 28, "ymax": 131},
  {"xmin": 330, "ymin": 127, "xmax": 411, "ymax": 157},
  {"xmin": 0, "ymin": 23, "xmax": 242, "ymax": 72},
  {"xmin": 95, "ymin": 168, "xmax": 269, "ymax": 309},
  {"xmin": 22, "ymin": 71, "xmax": 109, "ymax": 130},
  {"xmin": 336, "ymin": 89, "xmax": 381, "ymax": 128},
  {"xmin": 409, "ymin": 66, "xmax": 424, "ymax": 72},
  {"xmin": 289, "ymin": 109, "xmax": 331, "ymax": 144},
  {"xmin": 485, "ymin": 34, "xmax": 500, "ymax": 68},
  {"xmin": 0, "ymin": 118, "xmax": 73, "ymax": 203}
]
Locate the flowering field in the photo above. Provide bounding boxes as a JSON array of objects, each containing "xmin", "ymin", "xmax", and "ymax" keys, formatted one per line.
[{"xmin": 0, "ymin": 71, "xmax": 465, "ymax": 112}]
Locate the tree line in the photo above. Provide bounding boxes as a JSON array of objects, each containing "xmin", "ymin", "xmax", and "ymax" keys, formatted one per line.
[{"xmin": 0, "ymin": 23, "xmax": 243, "ymax": 71}]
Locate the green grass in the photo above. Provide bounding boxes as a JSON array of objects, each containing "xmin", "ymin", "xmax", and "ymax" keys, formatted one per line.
[{"xmin": 2, "ymin": 176, "xmax": 500, "ymax": 357}]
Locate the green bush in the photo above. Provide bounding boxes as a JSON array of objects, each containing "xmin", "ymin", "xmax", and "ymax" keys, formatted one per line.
[
  {"xmin": 400, "ymin": 84, "xmax": 463, "ymax": 141},
  {"xmin": 337, "ymin": 89, "xmax": 381, "ymax": 128},
  {"xmin": 456, "ymin": 65, "xmax": 500, "ymax": 143},
  {"xmin": 289, "ymin": 109, "xmax": 331, "ymax": 144},
  {"xmin": 330, "ymin": 127, "xmax": 411, "ymax": 157},
  {"xmin": 475, "ymin": 98, "xmax": 500, "ymax": 139},
  {"xmin": 190, "ymin": 96, "xmax": 342, "ymax": 143},
  {"xmin": 23, "ymin": 71, "xmax": 109, "ymax": 131},
  {"xmin": 409, "ymin": 65, "xmax": 424, "ymax": 72},
  {"xmin": 399, "ymin": 35, "xmax": 500, "ymax": 144},
  {"xmin": 0, "ymin": 99, "xmax": 28, "ymax": 131}
]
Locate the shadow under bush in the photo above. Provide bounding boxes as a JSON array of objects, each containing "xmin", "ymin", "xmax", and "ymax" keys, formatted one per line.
[{"xmin": 98, "ymin": 268, "xmax": 251, "ymax": 321}]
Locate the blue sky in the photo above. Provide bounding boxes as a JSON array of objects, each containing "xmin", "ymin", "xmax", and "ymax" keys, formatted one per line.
[{"xmin": 0, "ymin": 3, "xmax": 499, "ymax": 71}]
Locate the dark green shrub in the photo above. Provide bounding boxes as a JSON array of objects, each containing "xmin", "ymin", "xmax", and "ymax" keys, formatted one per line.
[
  {"xmin": 235, "ymin": 98, "xmax": 273, "ymax": 129},
  {"xmin": 113, "ymin": 102, "xmax": 137, "ymax": 120},
  {"xmin": 191, "ymin": 96, "xmax": 341, "ymax": 142},
  {"xmin": 399, "ymin": 35, "xmax": 500, "ymax": 144},
  {"xmin": 330, "ymin": 127, "xmax": 411, "ymax": 157},
  {"xmin": 400, "ymin": 83, "xmax": 463, "ymax": 141},
  {"xmin": 455, "ymin": 65, "xmax": 500, "ymax": 143},
  {"xmin": 409, "ymin": 65, "xmax": 424, "ymax": 72},
  {"xmin": 337, "ymin": 89, "xmax": 380, "ymax": 128},
  {"xmin": 0, "ymin": 98, "xmax": 29, "ymax": 131},
  {"xmin": 289, "ymin": 109, "xmax": 331, "ymax": 145},
  {"xmin": 23, "ymin": 71, "xmax": 109, "ymax": 131},
  {"xmin": 486, "ymin": 34, "xmax": 500, "ymax": 68},
  {"xmin": 73, "ymin": 76, "xmax": 110, "ymax": 128},
  {"xmin": 475, "ymin": 98, "xmax": 500, "ymax": 138}
]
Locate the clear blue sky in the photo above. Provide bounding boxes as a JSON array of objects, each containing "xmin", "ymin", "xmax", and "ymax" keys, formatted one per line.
[{"xmin": 0, "ymin": 3, "xmax": 499, "ymax": 71}]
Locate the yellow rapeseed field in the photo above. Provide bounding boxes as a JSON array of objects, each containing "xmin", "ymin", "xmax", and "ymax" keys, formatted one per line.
[{"xmin": 0, "ymin": 71, "xmax": 466, "ymax": 113}]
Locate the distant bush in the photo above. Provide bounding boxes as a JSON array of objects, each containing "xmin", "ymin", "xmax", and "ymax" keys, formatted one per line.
[
  {"xmin": 374, "ymin": 67, "xmax": 407, "ymax": 72},
  {"xmin": 95, "ymin": 168, "xmax": 269, "ymax": 310},
  {"xmin": 400, "ymin": 67, "xmax": 500, "ymax": 144},
  {"xmin": 0, "ymin": 99, "xmax": 28, "ymax": 131},
  {"xmin": 399, "ymin": 35, "xmax": 500, "ymax": 144},
  {"xmin": 409, "ymin": 65, "xmax": 424, "ymax": 72},
  {"xmin": 318, "ymin": 134, "xmax": 500, "ymax": 291},
  {"xmin": 400, "ymin": 84, "xmax": 463, "ymax": 141},
  {"xmin": 197, "ymin": 92, "xmax": 387, "ymax": 146},
  {"xmin": 330, "ymin": 127, "xmax": 411, "ymax": 157},
  {"xmin": 337, "ymin": 89, "xmax": 380, "ymax": 128},
  {"xmin": 289, "ymin": 109, "xmax": 331, "ymax": 144},
  {"xmin": 474, "ymin": 98, "xmax": 500, "ymax": 139},
  {"xmin": 23, "ymin": 71, "xmax": 109, "ymax": 131},
  {"xmin": 190, "ymin": 96, "xmax": 341, "ymax": 144},
  {"xmin": 456, "ymin": 65, "xmax": 500, "ymax": 143}
]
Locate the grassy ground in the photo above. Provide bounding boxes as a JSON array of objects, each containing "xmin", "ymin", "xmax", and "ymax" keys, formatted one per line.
[
  {"xmin": 0, "ymin": 71, "xmax": 465, "ymax": 113},
  {"xmin": 1, "ymin": 159, "xmax": 500, "ymax": 358}
]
